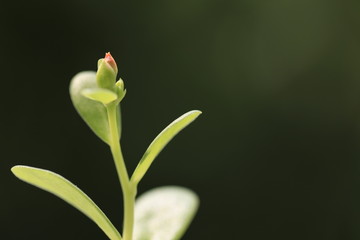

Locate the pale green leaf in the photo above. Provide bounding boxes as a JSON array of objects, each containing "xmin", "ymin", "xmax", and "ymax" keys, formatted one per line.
[
  {"xmin": 82, "ymin": 88, "xmax": 118, "ymax": 104},
  {"xmin": 134, "ymin": 186, "xmax": 199, "ymax": 240},
  {"xmin": 11, "ymin": 165, "xmax": 122, "ymax": 240},
  {"xmin": 69, "ymin": 71, "xmax": 121, "ymax": 144},
  {"xmin": 131, "ymin": 110, "xmax": 202, "ymax": 184}
]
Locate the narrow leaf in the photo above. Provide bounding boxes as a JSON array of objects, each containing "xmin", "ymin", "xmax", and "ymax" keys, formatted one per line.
[
  {"xmin": 82, "ymin": 88, "xmax": 118, "ymax": 104},
  {"xmin": 134, "ymin": 186, "xmax": 199, "ymax": 240},
  {"xmin": 70, "ymin": 71, "xmax": 121, "ymax": 144},
  {"xmin": 11, "ymin": 165, "xmax": 122, "ymax": 240},
  {"xmin": 131, "ymin": 110, "xmax": 202, "ymax": 184}
]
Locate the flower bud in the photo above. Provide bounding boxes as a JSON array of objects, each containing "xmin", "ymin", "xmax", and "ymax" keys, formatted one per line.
[
  {"xmin": 116, "ymin": 78, "xmax": 124, "ymax": 91},
  {"xmin": 96, "ymin": 52, "xmax": 118, "ymax": 90}
]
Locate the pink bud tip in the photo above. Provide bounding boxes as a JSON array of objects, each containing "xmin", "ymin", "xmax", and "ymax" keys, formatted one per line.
[{"xmin": 104, "ymin": 52, "xmax": 118, "ymax": 73}]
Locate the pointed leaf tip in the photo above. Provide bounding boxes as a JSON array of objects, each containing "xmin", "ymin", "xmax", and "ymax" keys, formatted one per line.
[{"xmin": 131, "ymin": 110, "xmax": 202, "ymax": 184}]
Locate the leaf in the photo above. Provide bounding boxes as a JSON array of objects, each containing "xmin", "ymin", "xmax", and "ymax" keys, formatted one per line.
[
  {"xmin": 11, "ymin": 165, "xmax": 122, "ymax": 240},
  {"xmin": 82, "ymin": 88, "xmax": 118, "ymax": 104},
  {"xmin": 69, "ymin": 71, "xmax": 121, "ymax": 144},
  {"xmin": 134, "ymin": 186, "xmax": 199, "ymax": 240},
  {"xmin": 131, "ymin": 110, "xmax": 202, "ymax": 184}
]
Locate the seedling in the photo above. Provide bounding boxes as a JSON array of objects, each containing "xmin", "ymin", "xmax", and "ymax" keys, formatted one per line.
[{"xmin": 11, "ymin": 53, "xmax": 201, "ymax": 240}]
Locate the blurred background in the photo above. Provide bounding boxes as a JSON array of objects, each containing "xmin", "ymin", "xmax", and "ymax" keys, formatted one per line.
[{"xmin": 1, "ymin": 0, "xmax": 360, "ymax": 239}]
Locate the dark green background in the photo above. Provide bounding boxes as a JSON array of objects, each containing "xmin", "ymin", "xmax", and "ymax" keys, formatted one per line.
[{"xmin": 1, "ymin": 0, "xmax": 360, "ymax": 239}]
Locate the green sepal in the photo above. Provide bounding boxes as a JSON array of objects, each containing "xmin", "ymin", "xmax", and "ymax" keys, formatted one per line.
[
  {"xmin": 96, "ymin": 58, "xmax": 116, "ymax": 90},
  {"xmin": 11, "ymin": 165, "xmax": 122, "ymax": 240},
  {"xmin": 134, "ymin": 186, "xmax": 199, "ymax": 240},
  {"xmin": 69, "ymin": 71, "xmax": 121, "ymax": 144}
]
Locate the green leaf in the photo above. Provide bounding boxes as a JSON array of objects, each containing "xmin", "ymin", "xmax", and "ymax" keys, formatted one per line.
[
  {"xmin": 82, "ymin": 88, "xmax": 118, "ymax": 104},
  {"xmin": 69, "ymin": 71, "xmax": 121, "ymax": 144},
  {"xmin": 11, "ymin": 165, "xmax": 122, "ymax": 240},
  {"xmin": 134, "ymin": 186, "xmax": 199, "ymax": 240},
  {"xmin": 131, "ymin": 110, "xmax": 202, "ymax": 184}
]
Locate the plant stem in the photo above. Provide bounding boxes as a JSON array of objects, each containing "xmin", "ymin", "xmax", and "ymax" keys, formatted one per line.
[{"xmin": 107, "ymin": 103, "xmax": 135, "ymax": 240}]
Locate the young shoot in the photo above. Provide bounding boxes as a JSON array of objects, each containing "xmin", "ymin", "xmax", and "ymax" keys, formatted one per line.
[{"xmin": 11, "ymin": 53, "xmax": 201, "ymax": 240}]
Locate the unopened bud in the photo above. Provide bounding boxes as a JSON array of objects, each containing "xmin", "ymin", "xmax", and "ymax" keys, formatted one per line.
[
  {"xmin": 96, "ymin": 52, "xmax": 118, "ymax": 90},
  {"xmin": 116, "ymin": 79, "xmax": 124, "ymax": 91}
]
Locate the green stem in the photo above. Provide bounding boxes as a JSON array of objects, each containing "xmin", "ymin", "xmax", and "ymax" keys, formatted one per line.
[{"xmin": 107, "ymin": 103, "xmax": 135, "ymax": 240}]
